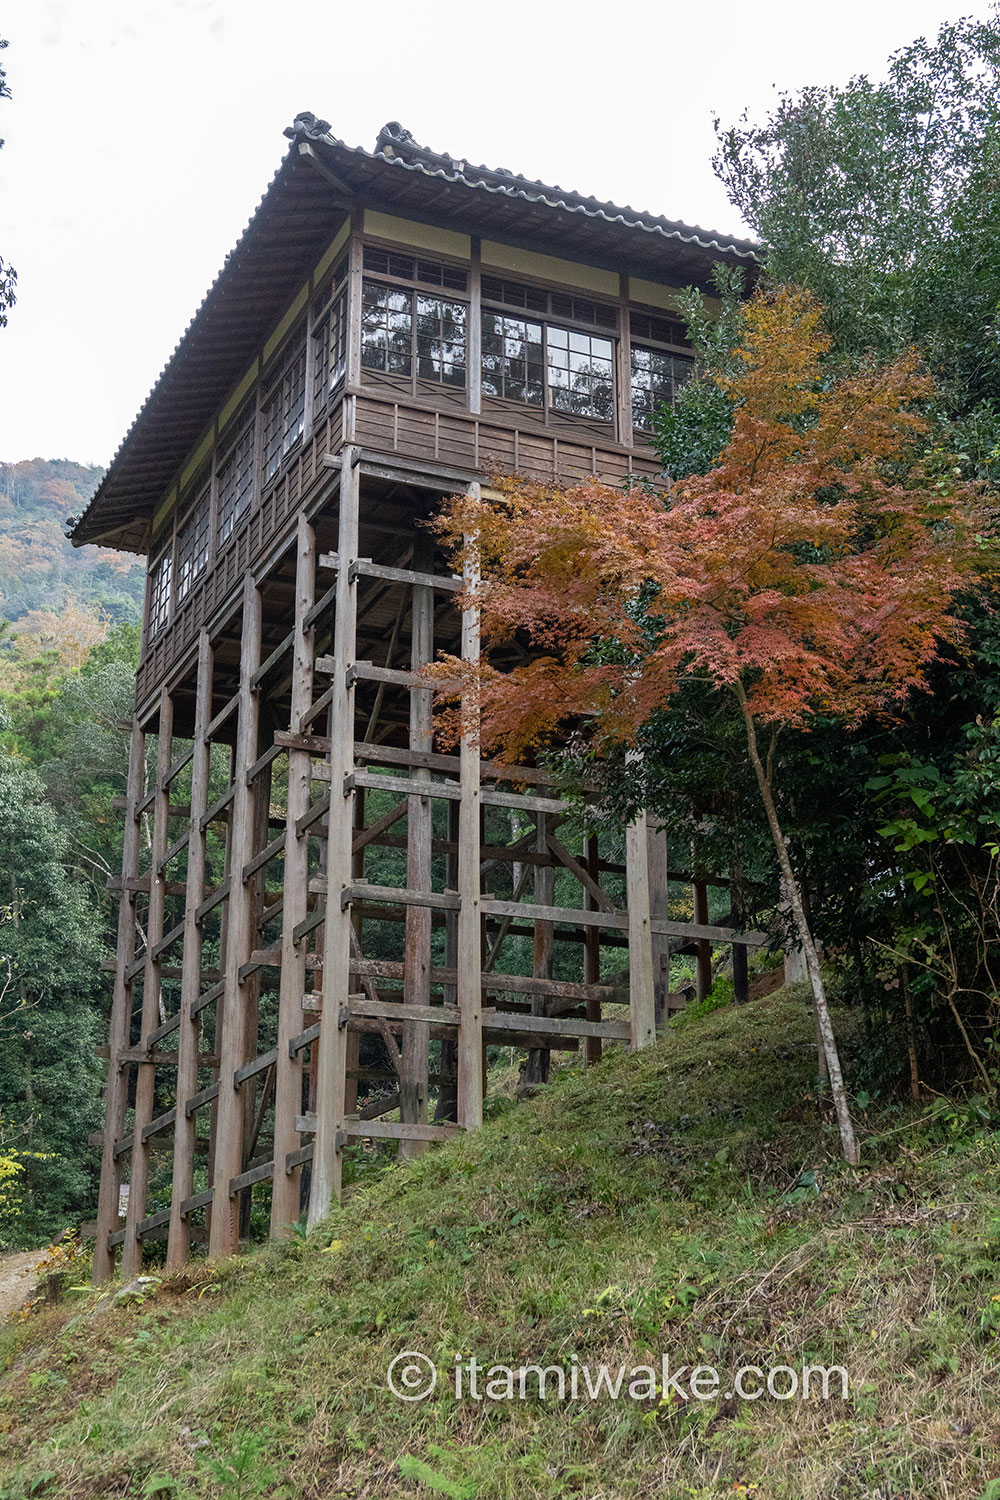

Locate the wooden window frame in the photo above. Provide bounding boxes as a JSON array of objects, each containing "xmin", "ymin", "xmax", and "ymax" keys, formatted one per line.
[
  {"xmin": 215, "ymin": 407, "xmax": 256, "ymax": 554},
  {"xmin": 359, "ymin": 275, "xmax": 469, "ymax": 397},
  {"xmin": 628, "ymin": 308, "xmax": 695, "ymax": 437},
  {"xmin": 260, "ymin": 325, "xmax": 308, "ymax": 485},
  {"xmin": 174, "ymin": 477, "xmax": 211, "ymax": 606},
  {"xmin": 480, "ymin": 298, "xmax": 618, "ymax": 432}
]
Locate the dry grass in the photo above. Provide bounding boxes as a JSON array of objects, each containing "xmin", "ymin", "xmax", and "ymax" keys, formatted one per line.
[{"xmin": 1, "ymin": 988, "xmax": 1000, "ymax": 1499}]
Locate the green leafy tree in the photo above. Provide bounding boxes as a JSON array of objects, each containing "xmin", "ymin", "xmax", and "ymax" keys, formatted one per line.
[
  {"xmin": 713, "ymin": 9, "xmax": 1000, "ymax": 475},
  {"xmin": 0, "ymin": 726, "xmax": 104, "ymax": 1243},
  {"xmin": 634, "ymin": 10, "xmax": 1000, "ymax": 1097}
]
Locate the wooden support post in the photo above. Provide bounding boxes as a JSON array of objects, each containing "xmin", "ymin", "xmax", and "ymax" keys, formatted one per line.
[
  {"xmin": 693, "ymin": 877, "xmax": 712, "ymax": 1001},
  {"xmin": 646, "ymin": 821, "xmax": 670, "ymax": 1025},
  {"xmin": 584, "ymin": 832, "xmax": 602, "ymax": 1067},
  {"xmin": 625, "ymin": 810, "xmax": 657, "ymax": 1051},
  {"xmin": 209, "ymin": 576, "xmax": 262, "ymax": 1259},
  {"xmin": 344, "ymin": 788, "xmax": 364, "ymax": 1118},
  {"xmin": 309, "ymin": 445, "xmax": 360, "ymax": 1228},
  {"xmin": 457, "ymin": 504, "xmax": 483, "ymax": 1129},
  {"xmin": 435, "ymin": 798, "xmax": 460, "ymax": 1122},
  {"xmin": 399, "ymin": 540, "xmax": 434, "ymax": 1157},
  {"xmin": 731, "ymin": 853, "xmax": 750, "ymax": 1005},
  {"xmin": 92, "ymin": 719, "xmax": 146, "ymax": 1282},
  {"xmin": 166, "ymin": 632, "xmax": 213, "ymax": 1271},
  {"xmin": 122, "ymin": 688, "xmax": 173, "ymax": 1276},
  {"xmin": 521, "ymin": 813, "xmax": 553, "ymax": 1089},
  {"xmin": 271, "ymin": 516, "xmax": 315, "ymax": 1237}
]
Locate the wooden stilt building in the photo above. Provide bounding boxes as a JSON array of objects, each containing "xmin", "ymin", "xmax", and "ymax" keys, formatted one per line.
[{"xmin": 71, "ymin": 117, "xmax": 760, "ymax": 1279}]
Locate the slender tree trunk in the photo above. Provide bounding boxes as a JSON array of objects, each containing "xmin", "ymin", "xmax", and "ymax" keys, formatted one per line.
[
  {"xmin": 733, "ymin": 684, "xmax": 860, "ymax": 1167},
  {"xmin": 901, "ymin": 963, "xmax": 921, "ymax": 1102}
]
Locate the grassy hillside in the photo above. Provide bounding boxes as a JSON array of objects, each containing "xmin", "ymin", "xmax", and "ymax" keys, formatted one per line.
[{"xmin": 2, "ymin": 988, "xmax": 1000, "ymax": 1500}]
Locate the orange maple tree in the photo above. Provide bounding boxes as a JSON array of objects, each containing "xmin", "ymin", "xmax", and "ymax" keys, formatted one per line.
[{"xmin": 434, "ymin": 287, "xmax": 990, "ymax": 1166}]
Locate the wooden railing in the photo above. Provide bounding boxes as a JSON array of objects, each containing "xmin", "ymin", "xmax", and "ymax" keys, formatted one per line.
[
  {"xmin": 352, "ymin": 387, "xmax": 662, "ymax": 487},
  {"xmin": 136, "ymin": 388, "xmax": 661, "ymax": 707}
]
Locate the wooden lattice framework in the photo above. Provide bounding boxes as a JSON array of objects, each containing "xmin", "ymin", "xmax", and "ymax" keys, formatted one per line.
[
  {"xmin": 92, "ymin": 443, "xmax": 760, "ymax": 1278},
  {"xmin": 81, "ymin": 120, "xmax": 762, "ymax": 1280}
]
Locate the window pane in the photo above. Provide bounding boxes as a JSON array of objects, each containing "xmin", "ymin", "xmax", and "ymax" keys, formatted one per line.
[
  {"xmin": 361, "ymin": 279, "xmax": 414, "ymax": 374},
  {"xmin": 176, "ymin": 485, "xmax": 210, "ymax": 604},
  {"xmin": 630, "ymin": 345, "xmax": 693, "ymax": 431},
  {"xmin": 546, "ymin": 323, "xmax": 615, "ymax": 422},
  {"xmin": 262, "ymin": 339, "xmax": 306, "ymax": 479},
  {"xmin": 217, "ymin": 417, "xmax": 254, "ymax": 547},
  {"xmin": 480, "ymin": 311, "xmax": 543, "ymax": 404},
  {"xmin": 148, "ymin": 551, "xmax": 173, "ymax": 638}
]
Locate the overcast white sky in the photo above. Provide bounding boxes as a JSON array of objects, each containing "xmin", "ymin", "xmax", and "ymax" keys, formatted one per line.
[{"xmin": 0, "ymin": 0, "xmax": 993, "ymax": 466}]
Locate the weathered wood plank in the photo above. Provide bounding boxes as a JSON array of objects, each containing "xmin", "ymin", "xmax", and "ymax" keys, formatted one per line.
[
  {"xmin": 209, "ymin": 577, "xmax": 262, "ymax": 1255},
  {"xmin": 122, "ymin": 688, "xmax": 173, "ymax": 1278},
  {"xmin": 457, "ymin": 509, "xmax": 484, "ymax": 1131},
  {"xmin": 309, "ymin": 444, "xmax": 359, "ymax": 1229}
]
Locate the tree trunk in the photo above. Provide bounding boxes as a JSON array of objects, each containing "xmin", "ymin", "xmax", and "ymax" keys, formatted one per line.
[{"xmin": 734, "ymin": 685, "xmax": 860, "ymax": 1167}]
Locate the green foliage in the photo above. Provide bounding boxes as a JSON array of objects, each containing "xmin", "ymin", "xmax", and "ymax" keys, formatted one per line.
[
  {"xmin": 621, "ymin": 11, "xmax": 1000, "ymax": 1099},
  {"xmin": 714, "ymin": 11, "xmax": 1000, "ymax": 476},
  {"xmin": 653, "ymin": 266, "xmax": 745, "ymax": 480},
  {"xmin": 0, "ymin": 459, "xmax": 142, "ymax": 624},
  {"xmin": 196, "ymin": 1429, "xmax": 278, "ymax": 1497},
  {"xmin": 397, "ymin": 1452, "xmax": 474, "ymax": 1499},
  {"xmin": 7, "ymin": 995, "xmax": 1000, "ymax": 1496},
  {"xmin": 671, "ymin": 974, "xmax": 734, "ymax": 1027},
  {"xmin": 0, "ymin": 747, "xmax": 103, "ymax": 1243}
]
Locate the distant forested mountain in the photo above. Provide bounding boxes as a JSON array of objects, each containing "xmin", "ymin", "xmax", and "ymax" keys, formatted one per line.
[{"xmin": 0, "ymin": 459, "xmax": 144, "ymax": 624}]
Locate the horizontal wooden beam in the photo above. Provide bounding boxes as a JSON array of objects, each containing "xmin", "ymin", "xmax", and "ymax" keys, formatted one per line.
[
  {"xmin": 480, "ymin": 1008, "xmax": 630, "ymax": 1041},
  {"xmin": 229, "ymin": 1160, "xmax": 274, "ymax": 1195},
  {"xmin": 233, "ymin": 1048, "xmax": 279, "ymax": 1087}
]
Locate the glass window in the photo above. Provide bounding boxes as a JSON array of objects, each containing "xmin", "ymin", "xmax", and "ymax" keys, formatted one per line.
[
  {"xmin": 313, "ymin": 291, "xmax": 347, "ymax": 415},
  {"xmin": 416, "ymin": 294, "xmax": 466, "ymax": 386},
  {"xmin": 362, "ymin": 246, "xmax": 468, "ymax": 292},
  {"xmin": 547, "ymin": 325, "xmax": 614, "ymax": 421},
  {"xmin": 361, "ymin": 280, "xmax": 467, "ymax": 388},
  {"xmin": 262, "ymin": 337, "xmax": 306, "ymax": 480},
  {"xmin": 361, "ymin": 281, "xmax": 413, "ymax": 375},
  {"xmin": 216, "ymin": 416, "xmax": 254, "ymax": 548},
  {"xmin": 481, "ymin": 311, "xmax": 544, "ymax": 405},
  {"xmin": 175, "ymin": 485, "xmax": 210, "ymax": 604},
  {"xmin": 148, "ymin": 549, "xmax": 172, "ymax": 639},
  {"xmin": 630, "ymin": 345, "xmax": 694, "ymax": 431}
]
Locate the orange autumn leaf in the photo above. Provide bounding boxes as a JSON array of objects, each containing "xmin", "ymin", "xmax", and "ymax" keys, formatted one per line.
[{"xmin": 431, "ymin": 286, "xmax": 991, "ymax": 763}]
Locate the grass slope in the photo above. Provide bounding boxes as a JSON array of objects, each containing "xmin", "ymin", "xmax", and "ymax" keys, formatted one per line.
[{"xmin": 2, "ymin": 987, "xmax": 1000, "ymax": 1500}]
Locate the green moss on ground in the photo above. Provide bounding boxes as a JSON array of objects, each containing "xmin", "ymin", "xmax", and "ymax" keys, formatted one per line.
[{"xmin": 2, "ymin": 987, "xmax": 1000, "ymax": 1499}]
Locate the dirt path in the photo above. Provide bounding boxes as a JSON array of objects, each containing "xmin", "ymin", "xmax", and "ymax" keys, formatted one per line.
[{"xmin": 0, "ymin": 1251, "xmax": 40, "ymax": 1321}]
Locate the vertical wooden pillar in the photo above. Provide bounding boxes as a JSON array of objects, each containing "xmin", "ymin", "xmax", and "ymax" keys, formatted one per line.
[
  {"xmin": 400, "ymin": 546, "xmax": 434, "ymax": 1155},
  {"xmin": 209, "ymin": 575, "xmax": 262, "ymax": 1259},
  {"xmin": 583, "ymin": 833, "xmax": 602, "ymax": 1067},
  {"xmin": 625, "ymin": 810, "xmax": 657, "ymax": 1051},
  {"xmin": 271, "ymin": 517, "xmax": 315, "ymax": 1236},
  {"xmin": 435, "ymin": 798, "xmax": 460, "ymax": 1122},
  {"xmin": 646, "ymin": 820, "xmax": 670, "ymax": 1025},
  {"xmin": 166, "ymin": 632, "xmax": 213, "ymax": 1271},
  {"xmin": 309, "ymin": 447, "xmax": 360, "ymax": 1228},
  {"xmin": 693, "ymin": 877, "xmax": 712, "ymax": 1001},
  {"xmin": 522, "ymin": 813, "xmax": 553, "ymax": 1088},
  {"xmin": 345, "ymin": 787, "xmax": 364, "ymax": 1119},
  {"xmin": 731, "ymin": 855, "xmax": 750, "ymax": 1004},
  {"xmin": 456, "ymin": 504, "xmax": 483, "ymax": 1130},
  {"xmin": 92, "ymin": 718, "xmax": 146, "ymax": 1282},
  {"xmin": 122, "ymin": 687, "xmax": 173, "ymax": 1276},
  {"xmin": 615, "ymin": 272, "xmax": 633, "ymax": 450}
]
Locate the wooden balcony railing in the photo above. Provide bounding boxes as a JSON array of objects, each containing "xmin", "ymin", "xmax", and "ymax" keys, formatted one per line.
[{"xmin": 135, "ymin": 389, "xmax": 662, "ymax": 708}]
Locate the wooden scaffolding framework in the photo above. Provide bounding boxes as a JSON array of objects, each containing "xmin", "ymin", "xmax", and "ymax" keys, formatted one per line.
[{"xmin": 91, "ymin": 440, "xmax": 760, "ymax": 1280}]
